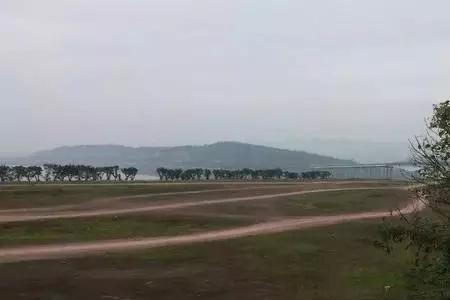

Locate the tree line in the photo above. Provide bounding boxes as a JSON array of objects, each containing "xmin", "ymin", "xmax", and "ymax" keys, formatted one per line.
[
  {"xmin": 156, "ymin": 167, "xmax": 331, "ymax": 181},
  {"xmin": 0, "ymin": 164, "xmax": 138, "ymax": 182}
]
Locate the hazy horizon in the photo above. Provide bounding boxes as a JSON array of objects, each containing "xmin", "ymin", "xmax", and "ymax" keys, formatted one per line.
[
  {"xmin": 2, "ymin": 0, "xmax": 449, "ymax": 154},
  {"xmin": 1, "ymin": 139, "xmax": 410, "ymax": 165}
]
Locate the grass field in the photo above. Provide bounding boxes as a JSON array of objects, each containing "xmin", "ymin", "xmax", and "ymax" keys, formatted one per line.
[
  {"xmin": 0, "ymin": 180, "xmax": 408, "ymax": 209},
  {"xmin": 175, "ymin": 189, "xmax": 410, "ymax": 219},
  {"xmin": 0, "ymin": 221, "xmax": 410, "ymax": 300},
  {"xmin": 0, "ymin": 183, "xmax": 246, "ymax": 208},
  {"xmin": 0, "ymin": 181, "xmax": 413, "ymax": 299},
  {"xmin": 0, "ymin": 188, "xmax": 409, "ymax": 247},
  {"xmin": 0, "ymin": 214, "xmax": 252, "ymax": 248}
]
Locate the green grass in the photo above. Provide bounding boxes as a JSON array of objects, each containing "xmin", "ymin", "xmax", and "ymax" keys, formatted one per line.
[
  {"xmin": 185, "ymin": 189, "xmax": 411, "ymax": 218},
  {"xmin": 0, "ymin": 189, "xmax": 410, "ymax": 248},
  {"xmin": 0, "ymin": 221, "xmax": 410, "ymax": 300},
  {"xmin": 0, "ymin": 214, "xmax": 251, "ymax": 247},
  {"xmin": 280, "ymin": 189, "xmax": 409, "ymax": 215},
  {"xmin": 0, "ymin": 186, "xmax": 413, "ymax": 299},
  {"xmin": 0, "ymin": 181, "xmax": 408, "ymax": 209},
  {"xmin": 0, "ymin": 183, "xmax": 235, "ymax": 209}
]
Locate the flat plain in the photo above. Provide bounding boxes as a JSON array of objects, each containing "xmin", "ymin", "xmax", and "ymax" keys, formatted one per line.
[{"xmin": 0, "ymin": 180, "xmax": 414, "ymax": 300}]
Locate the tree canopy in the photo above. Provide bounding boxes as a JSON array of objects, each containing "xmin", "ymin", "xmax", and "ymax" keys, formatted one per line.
[
  {"xmin": 155, "ymin": 167, "xmax": 330, "ymax": 181},
  {"xmin": 376, "ymin": 101, "xmax": 450, "ymax": 300},
  {"xmin": 0, "ymin": 164, "xmax": 138, "ymax": 182}
]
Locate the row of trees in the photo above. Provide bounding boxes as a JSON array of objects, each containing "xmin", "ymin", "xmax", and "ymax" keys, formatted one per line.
[
  {"xmin": 156, "ymin": 167, "xmax": 331, "ymax": 181},
  {"xmin": 0, "ymin": 164, "xmax": 138, "ymax": 182}
]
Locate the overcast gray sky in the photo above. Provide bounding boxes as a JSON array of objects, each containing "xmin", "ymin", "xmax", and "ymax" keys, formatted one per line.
[{"xmin": 1, "ymin": 0, "xmax": 449, "ymax": 153}]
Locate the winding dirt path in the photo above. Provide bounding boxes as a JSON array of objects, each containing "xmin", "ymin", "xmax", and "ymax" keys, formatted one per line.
[
  {"xmin": 0, "ymin": 185, "xmax": 290, "ymax": 215},
  {"xmin": 0, "ymin": 186, "xmax": 408, "ymax": 223},
  {"xmin": 0, "ymin": 181, "xmax": 392, "ymax": 215},
  {"xmin": 0, "ymin": 199, "xmax": 423, "ymax": 263}
]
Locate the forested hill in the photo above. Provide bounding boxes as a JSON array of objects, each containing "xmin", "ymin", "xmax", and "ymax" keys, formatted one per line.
[{"xmin": 12, "ymin": 142, "xmax": 355, "ymax": 175}]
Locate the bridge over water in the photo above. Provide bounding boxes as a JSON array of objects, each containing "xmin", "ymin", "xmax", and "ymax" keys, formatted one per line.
[{"xmin": 312, "ymin": 162, "xmax": 414, "ymax": 179}]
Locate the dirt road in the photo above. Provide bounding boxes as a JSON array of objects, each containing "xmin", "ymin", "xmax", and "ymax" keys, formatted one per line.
[
  {"xmin": 0, "ymin": 198, "xmax": 423, "ymax": 263},
  {"xmin": 0, "ymin": 185, "xmax": 291, "ymax": 215},
  {"xmin": 0, "ymin": 186, "xmax": 408, "ymax": 223},
  {"xmin": 0, "ymin": 181, "xmax": 400, "ymax": 214}
]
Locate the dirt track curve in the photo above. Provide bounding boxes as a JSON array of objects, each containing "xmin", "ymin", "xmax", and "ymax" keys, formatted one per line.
[
  {"xmin": 0, "ymin": 186, "xmax": 407, "ymax": 223},
  {"xmin": 0, "ymin": 186, "xmax": 423, "ymax": 263},
  {"xmin": 0, "ymin": 185, "xmax": 297, "ymax": 215}
]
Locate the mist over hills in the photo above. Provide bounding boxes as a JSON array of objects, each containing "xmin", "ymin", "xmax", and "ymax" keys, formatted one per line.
[
  {"xmin": 7, "ymin": 142, "xmax": 355, "ymax": 175},
  {"xmin": 268, "ymin": 138, "xmax": 410, "ymax": 163}
]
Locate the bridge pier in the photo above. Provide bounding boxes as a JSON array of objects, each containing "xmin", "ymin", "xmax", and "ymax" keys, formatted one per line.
[{"xmin": 313, "ymin": 164, "xmax": 394, "ymax": 180}]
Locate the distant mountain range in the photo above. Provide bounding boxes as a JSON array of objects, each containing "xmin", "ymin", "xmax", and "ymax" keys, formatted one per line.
[{"xmin": 5, "ymin": 142, "xmax": 355, "ymax": 175}]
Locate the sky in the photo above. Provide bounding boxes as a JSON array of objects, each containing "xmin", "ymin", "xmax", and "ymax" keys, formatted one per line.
[{"xmin": 1, "ymin": 0, "xmax": 449, "ymax": 154}]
